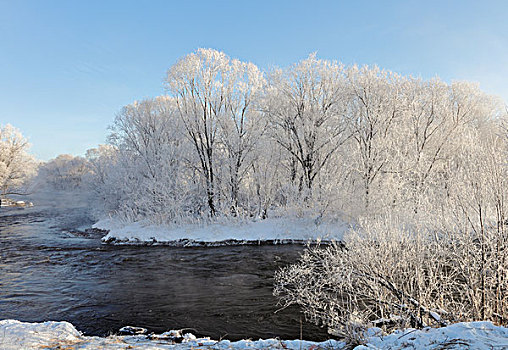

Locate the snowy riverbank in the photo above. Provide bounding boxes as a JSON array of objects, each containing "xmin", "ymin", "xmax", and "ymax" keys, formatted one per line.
[
  {"xmin": 95, "ymin": 217, "xmax": 350, "ymax": 246},
  {"xmin": 0, "ymin": 320, "xmax": 343, "ymax": 349},
  {"xmin": 2, "ymin": 319, "xmax": 508, "ymax": 349}
]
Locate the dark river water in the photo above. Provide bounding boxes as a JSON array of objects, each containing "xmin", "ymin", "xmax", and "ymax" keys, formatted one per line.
[{"xmin": 0, "ymin": 205, "xmax": 329, "ymax": 341}]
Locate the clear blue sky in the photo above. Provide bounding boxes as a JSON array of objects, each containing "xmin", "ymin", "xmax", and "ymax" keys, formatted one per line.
[{"xmin": 1, "ymin": 0, "xmax": 507, "ymax": 160}]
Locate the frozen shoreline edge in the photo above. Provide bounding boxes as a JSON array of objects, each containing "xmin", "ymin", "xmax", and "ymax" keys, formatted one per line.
[
  {"xmin": 0, "ymin": 319, "xmax": 343, "ymax": 350},
  {"xmin": 2, "ymin": 319, "xmax": 507, "ymax": 349},
  {"xmin": 94, "ymin": 217, "xmax": 350, "ymax": 246}
]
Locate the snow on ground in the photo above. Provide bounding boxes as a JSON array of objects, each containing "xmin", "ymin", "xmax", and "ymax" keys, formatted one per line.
[
  {"xmin": 2, "ymin": 320, "xmax": 508, "ymax": 349},
  {"xmin": 0, "ymin": 319, "xmax": 343, "ymax": 349},
  {"xmin": 95, "ymin": 217, "xmax": 350, "ymax": 245},
  {"xmin": 359, "ymin": 321, "xmax": 508, "ymax": 349}
]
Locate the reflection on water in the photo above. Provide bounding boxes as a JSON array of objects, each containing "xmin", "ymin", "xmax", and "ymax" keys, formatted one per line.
[{"xmin": 0, "ymin": 207, "xmax": 329, "ymax": 341}]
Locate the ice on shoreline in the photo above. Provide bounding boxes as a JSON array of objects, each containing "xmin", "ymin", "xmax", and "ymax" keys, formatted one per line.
[
  {"xmin": 0, "ymin": 319, "xmax": 343, "ymax": 349},
  {"xmin": 95, "ymin": 217, "xmax": 350, "ymax": 246},
  {"xmin": 2, "ymin": 319, "xmax": 508, "ymax": 349}
]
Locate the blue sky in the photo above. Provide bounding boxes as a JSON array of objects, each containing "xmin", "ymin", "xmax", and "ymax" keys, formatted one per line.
[{"xmin": 1, "ymin": 0, "xmax": 507, "ymax": 160}]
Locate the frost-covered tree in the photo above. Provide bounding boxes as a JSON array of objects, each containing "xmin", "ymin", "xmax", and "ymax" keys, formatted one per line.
[
  {"xmin": 217, "ymin": 58, "xmax": 266, "ymax": 215},
  {"xmin": 248, "ymin": 136, "xmax": 285, "ymax": 219},
  {"xmin": 165, "ymin": 49, "xmax": 229, "ymax": 216},
  {"xmin": 166, "ymin": 48, "xmax": 265, "ymax": 216},
  {"xmin": 109, "ymin": 96, "xmax": 192, "ymax": 223},
  {"xmin": 85, "ymin": 144, "xmax": 117, "ymax": 189},
  {"xmin": 343, "ymin": 65, "xmax": 403, "ymax": 212},
  {"xmin": 265, "ymin": 55, "xmax": 349, "ymax": 198},
  {"xmin": 0, "ymin": 124, "xmax": 37, "ymax": 196},
  {"xmin": 394, "ymin": 79, "xmax": 499, "ymax": 216},
  {"xmin": 275, "ymin": 203, "xmax": 508, "ymax": 337},
  {"xmin": 85, "ymin": 144, "xmax": 119, "ymax": 216}
]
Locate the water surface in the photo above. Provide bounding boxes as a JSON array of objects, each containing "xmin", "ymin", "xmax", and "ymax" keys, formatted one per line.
[{"xmin": 0, "ymin": 206, "xmax": 329, "ymax": 341}]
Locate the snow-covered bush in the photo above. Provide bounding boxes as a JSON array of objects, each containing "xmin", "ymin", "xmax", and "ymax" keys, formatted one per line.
[
  {"xmin": 275, "ymin": 213, "xmax": 508, "ymax": 337},
  {"xmin": 274, "ymin": 218, "xmax": 450, "ymax": 337}
]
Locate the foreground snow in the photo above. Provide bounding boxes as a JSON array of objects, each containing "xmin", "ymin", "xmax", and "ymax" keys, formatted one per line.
[
  {"xmin": 0, "ymin": 320, "xmax": 343, "ymax": 349},
  {"xmin": 2, "ymin": 320, "xmax": 508, "ymax": 349},
  {"xmin": 360, "ymin": 321, "xmax": 508, "ymax": 349},
  {"xmin": 95, "ymin": 217, "xmax": 349, "ymax": 246}
]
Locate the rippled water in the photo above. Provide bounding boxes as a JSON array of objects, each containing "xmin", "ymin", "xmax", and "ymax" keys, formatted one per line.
[{"xmin": 0, "ymin": 206, "xmax": 329, "ymax": 341}]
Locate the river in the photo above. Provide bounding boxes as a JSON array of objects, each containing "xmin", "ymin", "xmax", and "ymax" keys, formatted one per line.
[{"xmin": 0, "ymin": 205, "xmax": 329, "ymax": 341}]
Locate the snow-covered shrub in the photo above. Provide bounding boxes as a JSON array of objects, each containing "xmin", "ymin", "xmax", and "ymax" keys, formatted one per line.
[
  {"xmin": 275, "ymin": 218, "xmax": 450, "ymax": 336},
  {"xmin": 274, "ymin": 212, "xmax": 508, "ymax": 337}
]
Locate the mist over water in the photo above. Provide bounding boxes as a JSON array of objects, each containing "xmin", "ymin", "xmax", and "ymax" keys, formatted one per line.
[{"xmin": 0, "ymin": 204, "xmax": 329, "ymax": 341}]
